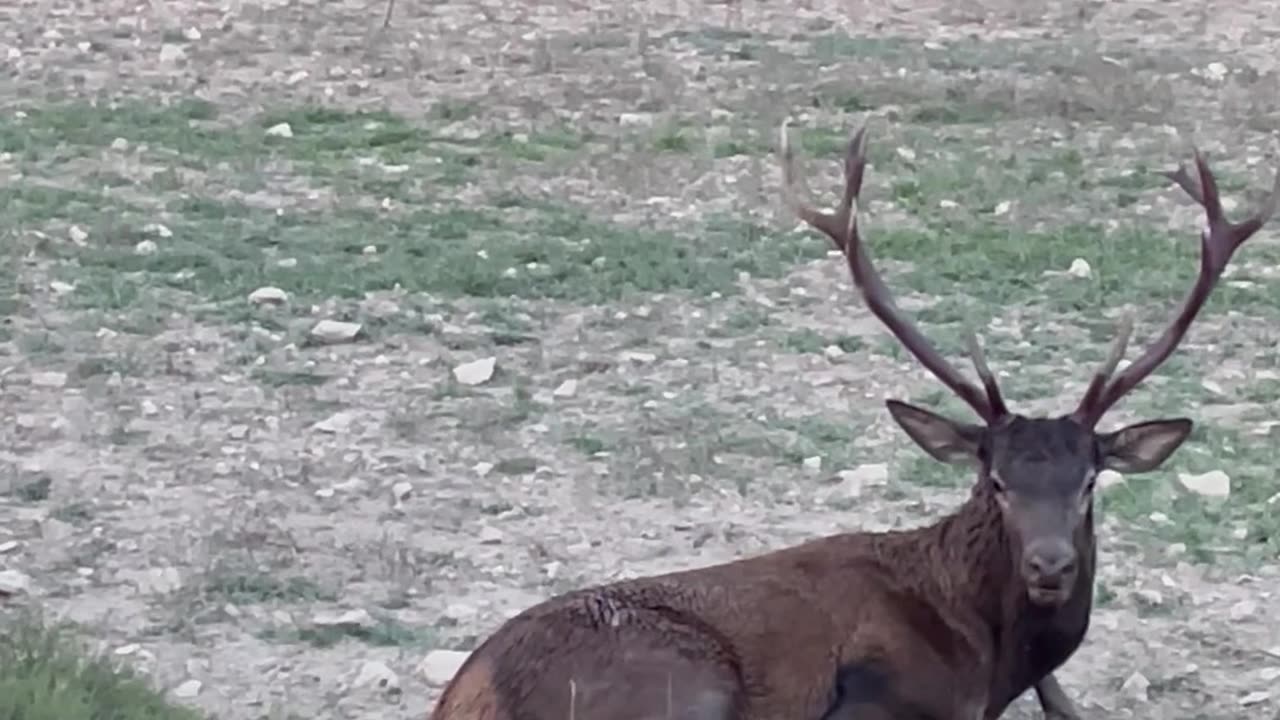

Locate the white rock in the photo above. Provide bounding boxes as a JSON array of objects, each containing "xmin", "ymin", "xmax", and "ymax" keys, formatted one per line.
[
  {"xmin": 134, "ymin": 239, "xmax": 158, "ymax": 256},
  {"xmin": 248, "ymin": 286, "xmax": 288, "ymax": 305},
  {"xmin": 993, "ymin": 200, "xmax": 1012, "ymax": 216},
  {"xmin": 32, "ymin": 371, "xmax": 68, "ymax": 388},
  {"xmin": 171, "ymin": 679, "xmax": 202, "ymax": 698},
  {"xmin": 309, "ymin": 320, "xmax": 362, "ymax": 344},
  {"xmin": 265, "ymin": 122, "xmax": 294, "ymax": 138},
  {"xmin": 0, "ymin": 540, "xmax": 20, "ymax": 553},
  {"xmin": 1067, "ymin": 258, "xmax": 1092, "ymax": 278},
  {"xmin": 1178, "ymin": 469, "xmax": 1230, "ymax": 498},
  {"xmin": 552, "ymin": 379, "xmax": 578, "ymax": 398},
  {"xmin": 68, "ymin": 225, "xmax": 89, "ymax": 244},
  {"xmin": 312, "ymin": 609, "xmax": 375, "ymax": 629},
  {"xmin": 896, "ymin": 147, "xmax": 916, "ymax": 162},
  {"xmin": 1258, "ymin": 667, "xmax": 1280, "ymax": 682},
  {"xmin": 143, "ymin": 222, "xmax": 173, "ymax": 238},
  {"xmin": 478, "ymin": 526, "xmax": 504, "ymax": 544},
  {"xmin": 618, "ymin": 112, "xmax": 654, "ymax": 128},
  {"xmin": 353, "ymin": 660, "xmax": 400, "ymax": 693},
  {"xmin": 0, "ymin": 569, "xmax": 33, "ymax": 595},
  {"xmin": 823, "ymin": 345, "xmax": 845, "ymax": 360},
  {"xmin": 158, "ymin": 44, "xmax": 186, "ymax": 63},
  {"xmin": 1096, "ymin": 469, "xmax": 1124, "ymax": 489},
  {"xmin": 452, "ymin": 357, "xmax": 496, "ymax": 386},
  {"xmin": 443, "ymin": 602, "xmax": 478, "ymax": 621},
  {"xmin": 391, "ymin": 482, "xmax": 413, "ymax": 502},
  {"xmin": 49, "ymin": 280, "xmax": 76, "ymax": 294},
  {"xmin": 802, "ymin": 456, "xmax": 823, "ymax": 471},
  {"xmin": 314, "ymin": 411, "xmax": 356, "ymax": 434},
  {"xmin": 833, "ymin": 463, "xmax": 890, "ymax": 497},
  {"xmin": 1120, "ymin": 671, "xmax": 1150, "ymax": 701},
  {"xmin": 1240, "ymin": 691, "xmax": 1270, "ymax": 706},
  {"xmin": 418, "ymin": 650, "xmax": 470, "ymax": 685},
  {"xmin": 620, "ymin": 350, "xmax": 657, "ymax": 364},
  {"xmin": 114, "ymin": 643, "xmax": 141, "ymax": 656}
]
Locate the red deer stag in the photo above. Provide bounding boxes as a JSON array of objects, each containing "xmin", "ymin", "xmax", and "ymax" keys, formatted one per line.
[{"xmin": 429, "ymin": 123, "xmax": 1280, "ymax": 720}]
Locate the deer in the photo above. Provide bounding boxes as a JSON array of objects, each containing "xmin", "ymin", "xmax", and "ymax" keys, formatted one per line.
[{"xmin": 429, "ymin": 122, "xmax": 1280, "ymax": 720}]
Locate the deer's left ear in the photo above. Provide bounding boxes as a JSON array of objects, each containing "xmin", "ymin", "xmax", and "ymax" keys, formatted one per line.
[{"xmin": 1100, "ymin": 418, "xmax": 1193, "ymax": 473}]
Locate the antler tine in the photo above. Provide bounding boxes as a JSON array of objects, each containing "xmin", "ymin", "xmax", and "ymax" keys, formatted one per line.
[
  {"xmin": 1076, "ymin": 148, "xmax": 1280, "ymax": 427},
  {"xmin": 1069, "ymin": 314, "xmax": 1133, "ymax": 424},
  {"xmin": 966, "ymin": 331, "xmax": 1008, "ymax": 419},
  {"xmin": 778, "ymin": 120, "xmax": 1003, "ymax": 424}
]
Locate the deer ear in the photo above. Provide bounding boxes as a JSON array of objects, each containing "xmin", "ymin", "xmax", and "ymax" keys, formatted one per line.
[
  {"xmin": 1100, "ymin": 418, "xmax": 1193, "ymax": 473},
  {"xmin": 885, "ymin": 399, "xmax": 984, "ymax": 466}
]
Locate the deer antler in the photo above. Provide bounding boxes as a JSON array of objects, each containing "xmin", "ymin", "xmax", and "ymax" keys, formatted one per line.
[
  {"xmin": 778, "ymin": 120, "xmax": 1008, "ymax": 424},
  {"xmin": 1071, "ymin": 148, "xmax": 1280, "ymax": 428}
]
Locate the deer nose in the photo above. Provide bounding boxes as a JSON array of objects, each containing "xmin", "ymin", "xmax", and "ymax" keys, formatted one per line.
[{"xmin": 1023, "ymin": 540, "xmax": 1077, "ymax": 584}]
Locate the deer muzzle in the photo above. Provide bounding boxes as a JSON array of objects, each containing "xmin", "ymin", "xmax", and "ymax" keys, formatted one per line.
[{"xmin": 1021, "ymin": 538, "xmax": 1078, "ymax": 607}]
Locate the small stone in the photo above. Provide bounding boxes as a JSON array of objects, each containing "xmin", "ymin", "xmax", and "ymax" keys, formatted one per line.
[
  {"xmin": 993, "ymin": 200, "xmax": 1012, "ymax": 217},
  {"xmin": 618, "ymin": 112, "xmax": 654, "ymax": 127},
  {"xmin": 32, "ymin": 371, "xmax": 68, "ymax": 388},
  {"xmin": 353, "ymin": 660, "xmax": 400, "ymax": 694},
  {"xmin": 183, "ymin": 27, "xmax": 202, "ymax": 41},
  {"xmin": 1178, "ymin": 469, "xmax": 1230, "ymax": 499},
  {"xmin": 134, "ymin": 239, "xmax": 158, "ymax": 255},
  {"xmin": 314, "ymin": 411, "xmax": 356, "ymax": 434},
  {"xmin": 110, "ymin": 137, "xmax": 129, "ymax": 151},
  {"xmin": 142, "ymin": 222, "xmax": 173, "ymax": 238},
  {"xmin": 0, "ymin": 569, "xmax": 33, "ymax": 596},
  {"xmin": 171, "ymin": 679, "xmax": 202, "ymax": 698},
  {"xmin": 391, "ymin": 482, "xmax": 413, "ymax": 502},
  {"xmin": 1240, "ymin": 691, "xmax": 1270, "ymax": 706},
  {"xmin": 1259, "ymin": 667, "xmax": 1280, "ymax": 682},
  {"xmin": 552, "ymin": 379, "xmax": 578, "ymax": 398},
  {"xmin": 443, "ymin": 602, "xmax": 477, "ymax": 621},
  {"xmin": 478, "ymin": 526, "xmax": 504, "ymax": 544},
  {"xmin": 158, "ymin": 44, "xmax": 186, "ymax": 63},
  {"xmin": 473, "ymin": 462, "xmax": 494, "ymax": 477},
  {"xmin": 452, "ymin": 357, "xmax": 496, "ymax": 386},
  {"xmin": 1228, "ymin": 599, "xmax": 1257, "ymax": 620},
  {"xmin": 802, "ymin": 456, "xmax": 823, "ymax": 471},
  {"xmin": 362, "ymin": 244, "xmax": 378, "ymax": 256},
  {"xmin": 114, "ymin": 643, "xmax": 141, "ymax": 656},
  {"xmin": 833, "ymin": 464, "xmax": 890, "ymax": 498},
  {"xmin": 309, "ymin": 320, "xmax": 362, "ymax": 345},
  {"xmin": 0, "ymin": 540, "xmax": 20, "ymax": 553},
  {"xmin": 1067, "ymin": 258, "xmax": 1092, "ymax": 278},
  {"xmin": 418, "ymin": 650, "xmax": 470, "ymax": 685},
  {"xmin": 896, "ymin": 147, "xmax": 916, "ymax": 162},
  {"xmin": 265, "ymin": 122, "xmax": 294, "ymax": 138},
  {"xmin": 1134, "ymin": 589, "xmax": 1163, "ymax": 607},
  {"xmin": 248, "ymin": 286, "xmax": 288, "ymax": 305},
  {"xmin": 312, "ymin": 609, "xmax": 375, "ymax": 629},
  {"xmin": 620, "ymin": 350, "xmax": 657, "ymax": 364},
  {"xmin": 823, "ymin": 345, "xmax": 845, "ymax": 360},
  {"xmin": 1120, "ymin": 671, "xmax": 1150, "ymax": 701},
  {"xmin": 49, "ymin": 280, "xmax": 76, "ymax": 294},
  {"xmin": 1097, "ymin": 469, "xmax": 1124, "ymax": 489}
]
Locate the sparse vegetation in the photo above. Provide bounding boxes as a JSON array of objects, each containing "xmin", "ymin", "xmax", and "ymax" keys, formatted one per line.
[{"xmin": 1, "ymin": 0, "xmax": 1278, "ymax": 718}]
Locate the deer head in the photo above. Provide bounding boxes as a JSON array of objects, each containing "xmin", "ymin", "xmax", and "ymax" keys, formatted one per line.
[{"xmin": 779, "ymin": 121, "xmax": 1280, "ymax": 608}]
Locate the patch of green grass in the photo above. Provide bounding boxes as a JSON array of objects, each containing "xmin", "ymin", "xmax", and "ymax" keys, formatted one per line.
[
  {"xmin": 265, "ymin": 615, "xmax": 427, "ymax": 648},
  {"xmin": 1099, "ymin": 421, "xmax": 1276, "ymax": 565},
  {"xmin": 200, "ymin": 571, "xmax": 335, "ymax": 605},
  {"xmin": 55, "ymin": 192, "xmax": 824, "ymax": 310},
  {"xmin": 0, "ymin": 611, "xmax": 203, "ymax": 720}
]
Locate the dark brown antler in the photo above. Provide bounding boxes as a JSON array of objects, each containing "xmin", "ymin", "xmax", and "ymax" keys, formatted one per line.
[
  {"xmin": 778, "ymin": 120, "xmax": 1008, "ymax": 424},
  {"xmin": 1072, "ymin": 148, "xmax": 1280, "ymax": 428}
]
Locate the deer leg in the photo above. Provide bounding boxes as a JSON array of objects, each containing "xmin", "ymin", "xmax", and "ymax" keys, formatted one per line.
[{"xmin": 1034, "ymin": 674, "xmax": 1081, "ymax": 720}]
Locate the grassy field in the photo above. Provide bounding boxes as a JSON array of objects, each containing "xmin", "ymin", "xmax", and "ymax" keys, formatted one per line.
[{"xmin": 2, "ymin": 0, "xmax": 1279, "ymax": 718}]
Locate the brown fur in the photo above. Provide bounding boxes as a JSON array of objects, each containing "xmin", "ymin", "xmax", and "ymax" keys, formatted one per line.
[{"xmin": 431, "ymin": 481, "xmax": 1091, "ymax": 720}]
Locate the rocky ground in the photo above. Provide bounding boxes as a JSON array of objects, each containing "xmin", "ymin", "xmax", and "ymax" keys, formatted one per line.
[{"xmin": 2, "ymin": 0, "xmax": 1280, "ymax": 718}]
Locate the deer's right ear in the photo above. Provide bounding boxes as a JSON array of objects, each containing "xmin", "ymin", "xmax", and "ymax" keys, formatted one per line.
[{"xmin": 885, "ymin": 399, "xmax": 985, "ymax": 466}]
